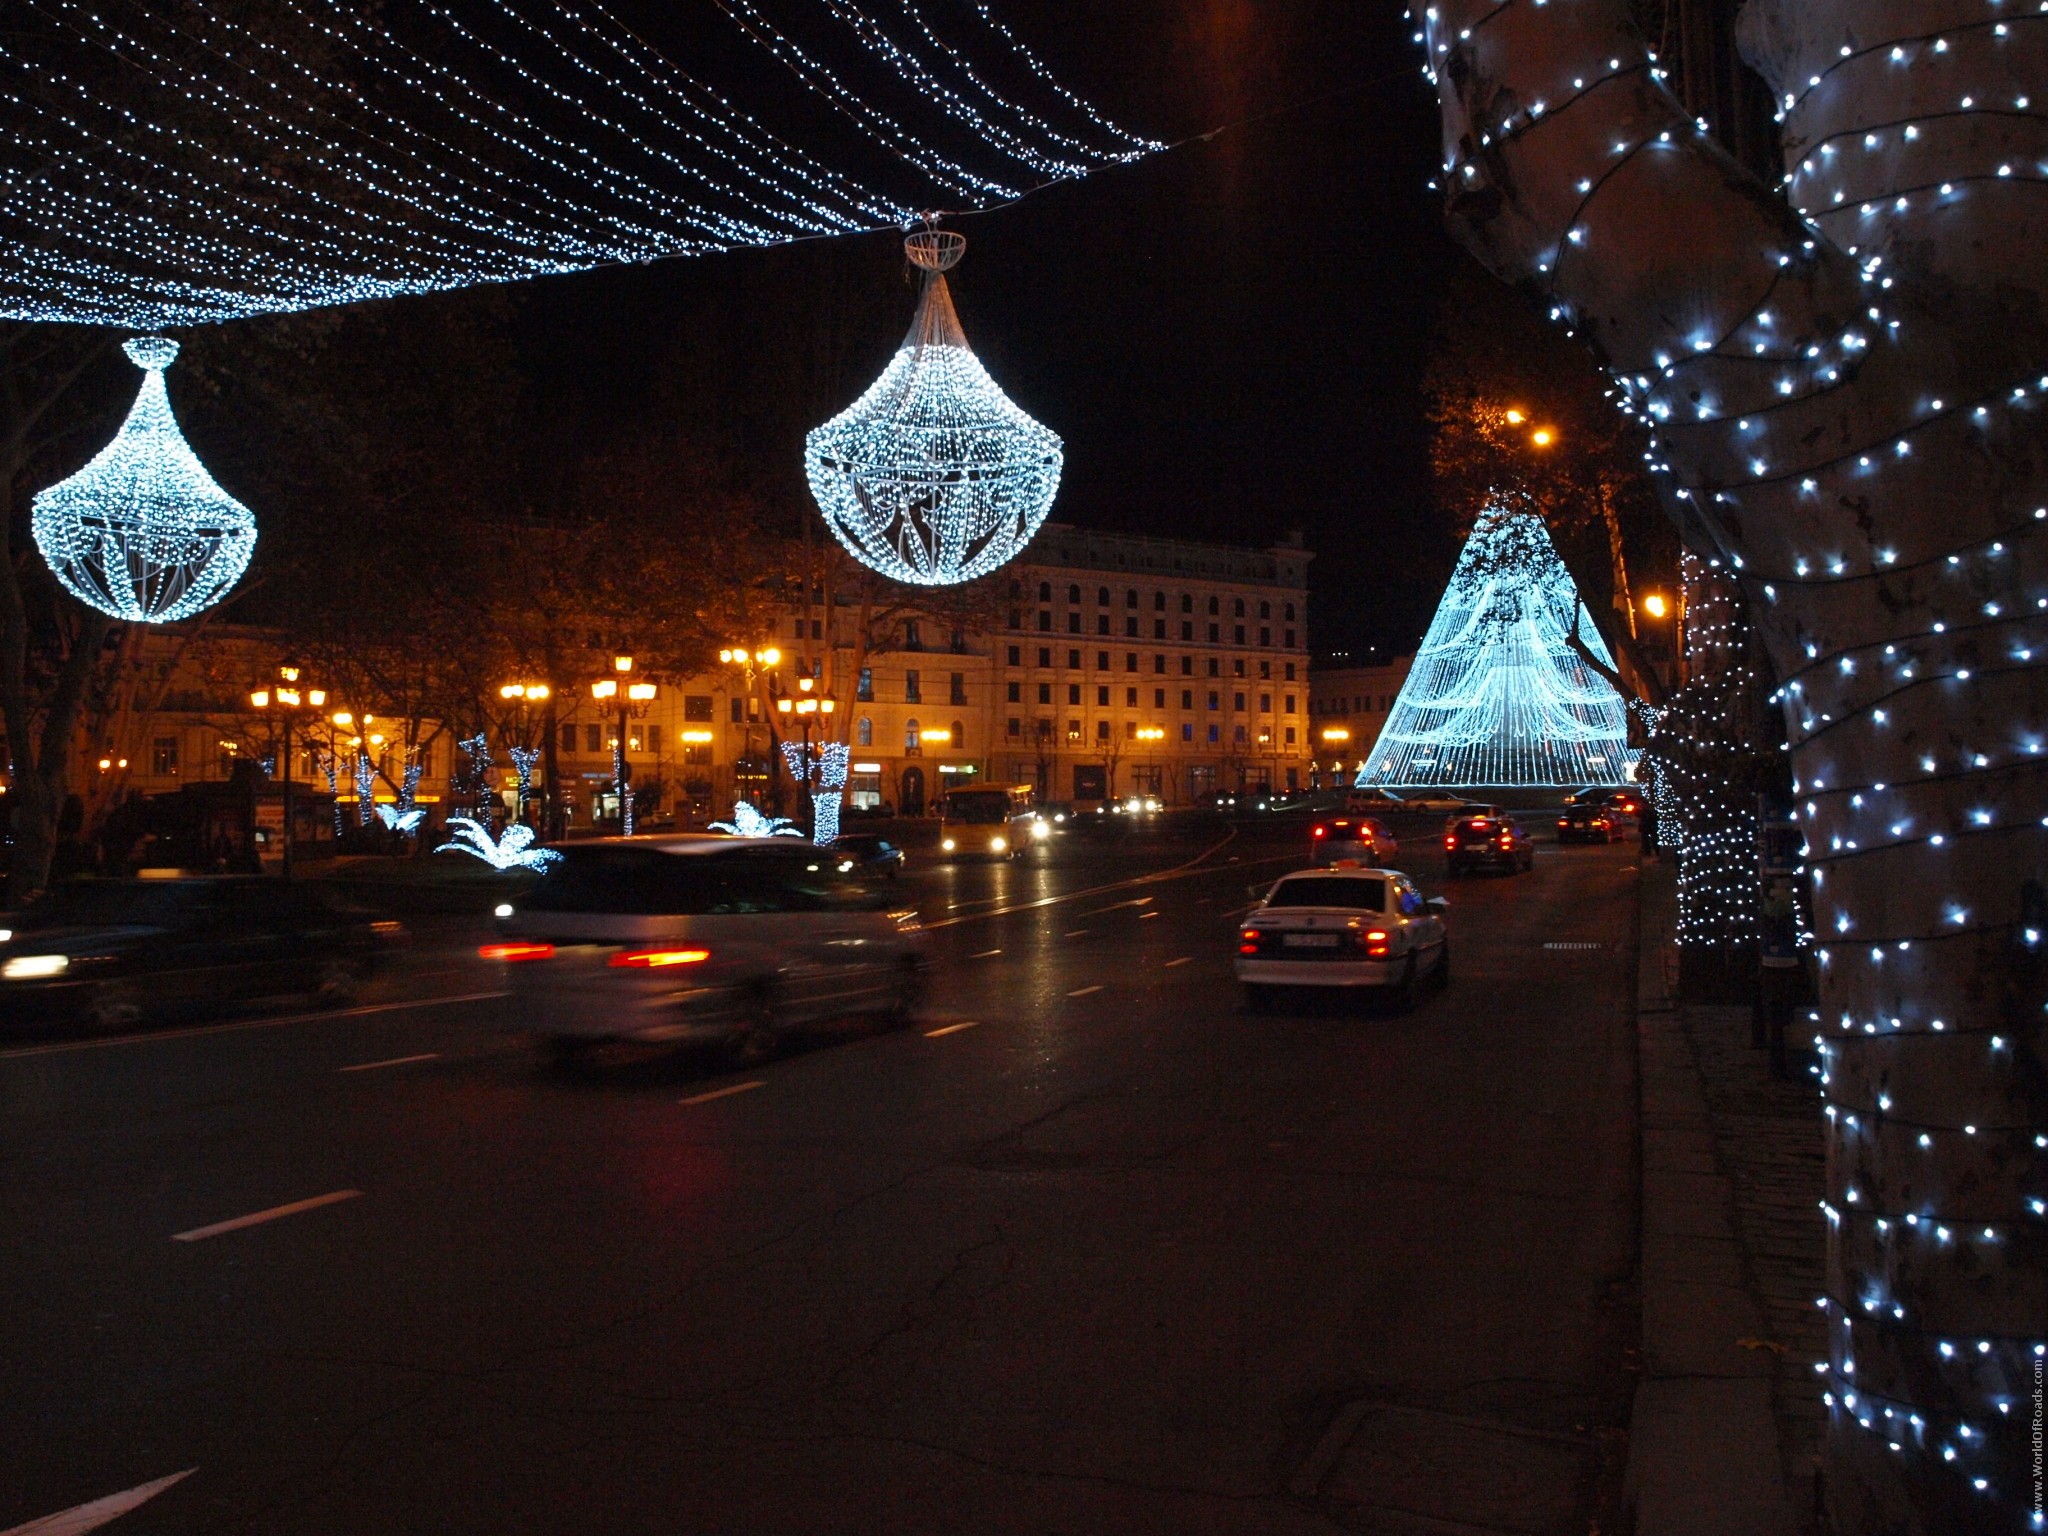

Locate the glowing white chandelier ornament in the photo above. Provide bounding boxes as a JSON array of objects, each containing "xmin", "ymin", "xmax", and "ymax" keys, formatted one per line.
[
  {"xmin": 1360, "ymin": 510, "xmax": 1634, "ymax": 788},
  {"xmin": 30, "ymin": 338, "xmax": 256, "ymax": 623},
  {"xmin": 805, "ymin": 229, "xmax": 1062, "ymax": 585}
]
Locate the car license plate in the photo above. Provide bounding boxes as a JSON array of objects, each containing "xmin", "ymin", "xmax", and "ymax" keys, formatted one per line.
[{"xmin": 1283, "ymin": 934, "xmax": 1341, "ymax": 948}]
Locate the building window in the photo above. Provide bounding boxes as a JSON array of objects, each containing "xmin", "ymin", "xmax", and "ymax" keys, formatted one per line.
[
  {"xmin": 560, "ymin": 723, "xmax": 577, "ymax": 753},
  {"xmin": 1284, "ymin": 694, "xmax": 1296, "ymax": 714},
  {"xmin": 683, "ymin": 695, "xmax": 713, "ymax": 722},
  {"xmin": 1007, "ymin": 681, "xmax": 1022, "ymax": 703},
  {"xmin": 1181, "ymin": 621, "xmax": 1193, "ymax": 640},
  {"xmin": 1233, "ymin": 598, "xmax": 1246, "ymax": 618},
  {"xmin": 1009, "ymin": 610, "xmax": 1023, "ymax": 630},
  {"xmin": 730, "ymin": 697, "xmax": 745, "ymax": 724},
  {"xmin": 857, "ymin": 668, "xmax": 874, "ymax": 701},
  {"xmin": 1208, "ymin": 596, "xmax": 1219, "ymax": 615},
  {"xmin": 585, "ymin": 724, "xmax": 603, "ymax": 754},
  {"xmin": 1285, "ymin": 662, "xmax": 1296, "ymax": 681},
  {"xmin": 1039, "ymin": 581, "xmax": 1052, "ymax": 601},
  {"xmin": 857, "ymin": 717, "xmax": 873, "ymax": 747},
  {"xmin": 1096, "ymin": 720, "xmax": 1110, "ymax": 741},
  {"xmin": 950, "ymin": 673, "xmax": 967, "ymax": 705},
  {"xmin": 1285, "ymin": 602, "xmax": 1297, "ymax": 621},
  {"xmin": 1096, "ymin": 650, "xmax": 1110, "ymax": 670},
  {"xmin": 1125, "ymin": 687, "xmax": 1139, "ymax": 707},
  {"xmin": 904, "ymin": 670, "xmax": 922, "ymax": 704},
  {"xmin": 950, "ymin": 720, "xmax": 965, "ymax": 747},
  {"xmin": 1007, "ymin": 645, "xmax": 1021, "ymax": 666},
  {"xmin": 904, "ymin": 620, "xmax": 922, "ymax": 650},
  {"xmin": 1206, "ymin": 691, "xmax": 1219, "ymax": 710},
  {"xmin": 1208, "ymin": 658, "xmax": 1220, "ymax": 676},
  {"xmin": 1284, "ymin": 629, "xmax": 1296, "ymax": 648},
  {"xmin": 1285, "ymin": 727, "xmax": 1297, "ymax": 745},
  {"xmin": 1259, "ymin": 660, "xmax": 1272, "ymax": 679},
  {"xmin": 1208, "ymin": 624, "xmax": 1220, "ymax": 642},
  {"xmin": 151, "ymin": 736, "xmax": 179, "ymax": 776},
  {"xmin": 684, "ymin": 744, "xmax": 712, "ymax": 767},
  {"xmin": 1182, "ymin": 724, "xmax": 1194, "ymax": 742},
  {"xmin": 1181, "ymin": 593, "xmax": 1193, "ymax": 613},
  {"xmin": 905, "ymin": 719, "xmax": 922, "ymax": 756},
  {"xmin": 1207, "ymin": 725, "xmax": 1220, "ymax": 744},
  {"xmin": 1125, "ymin": 588, "xmax": 1138, "ymax": 608},
  {"xmin": 1097, "ymin": 586, "xmax": 1110, "ymax": 606},
  {"xmin": 647, "ymin": 724, "xmax": 664, "ymax": 753},
  {"xmin": 1259, "ymin": 627, "xmax": 1271, "ymax": 646},
  {"xmin": 1067, "ymin": 584, "xmax": 1081, "ymax": 604},
  {"xmin": 1038, "ymin": 611, "xmax": 1052, "ymax": 631},
  {"xmin": 1153, "ymin": 654, "xmax": 1166, "ymax": 673},
  {"xmin": 1008, "ymin": 718, "xmax": 1021, "ymax": 738},
  {"xmin": 1124, "ymin": 617, "xmax": 1138, "ymax": 638},
  {"xmin": 1037, "ymin": 719, "xmax": 1053, "ymax": 740},
  {"xmin": 1154, "ymin": 688, "xmax": 1166, "ymax": 708},
  {"xmin": 1153, "ymin": 591, "xmax": 1166, "ymax": 611},
  {"xmin": 1234, "ymin": 724, "xmax": 1249, "ymax": 743},
  {"xmin": 1096, "ymin": 685, "xmax": 1110, "ymax": 706},
  {"xmin": 1124, "ymin": 720, "xmax": 1138, "ymax": 739},
  {"xmin": 1096, "ymin": 615, "xmax": 1109, "ymax": 635},
  {"xmin": 1259, "ymin": 694, "xmax": 1272, "ymax": 713},
  {"xmin": 1234, "ymin": 692, "xmax": 1247, "ymax": 712},
  {"xmin": 1181, "ymin": 657, "xmax": 1194, "ymax": 676},
  {"xmin": 1068, "ymin": 683, "xmax": 1082, "ymax": 705},
  {"xmin": 1259, "ymin": 600, "xmax": 1271, "ymax": 620},
  {"xmin": 1234, "ymin": 659, "xmax": 1246, "ymax": 678},
  {"xmin": 1153, "ymin": 619, "xmax": 1166, "ymax": 639},
  {"xmin": 1069, "ymin": 649, "xmax": 1083, "ymax": 669},
  {"xmin": 1067, "ymin": 720, "xmax": 1082, "ymax": 743},
  {"xmin": 1234, "ymin": 625, "xmax": 1246, "ymax": 644},
  {"xmin": 1038, "ymin": 682, "xmax": 1053, "ymax": 704},
  {"xmin": 1038, "ymin": 647, "xmax": 1052, "ymax": 667},
  {"xmin": 1068, "ymin": 613, "xmax": 1082, "ymax": 634},
  {"xmin": 1182, "ymin": 689, "xmax": 1194, "ymax": 709}
]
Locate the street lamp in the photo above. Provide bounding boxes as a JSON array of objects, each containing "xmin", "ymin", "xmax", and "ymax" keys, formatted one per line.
[
  {"xmin": 593, "ymin": 656, "xmax": 656, "ymax": 835},
  {"xmin": 247, "ymin": 664, "xmax": 327, "ymax": 878},
  {"xmin": 498, "ymin": 681, "xmax": 554, "ymax": 825},
  {"xmin": 1640, "ymin": 592, "xmax": 1669, "ymax": 619},
  {"xmin": 775, "ymin": 681, "xmax": 839, "ymax": 831}
]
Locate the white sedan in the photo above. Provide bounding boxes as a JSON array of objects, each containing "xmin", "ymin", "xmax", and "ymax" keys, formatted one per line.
[{"xmin": 1235, "ymin": 866, "xmax": 1449, "ymax": 1009}]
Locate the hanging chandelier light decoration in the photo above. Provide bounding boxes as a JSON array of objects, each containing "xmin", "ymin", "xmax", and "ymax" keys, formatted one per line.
[
  {"xmin": 31, "ymin": 337, "xmax": 257, "ymax": 623},
  {"xmin": 805, "ymin": 228, "xmax": 1062, "ymax": 585}
]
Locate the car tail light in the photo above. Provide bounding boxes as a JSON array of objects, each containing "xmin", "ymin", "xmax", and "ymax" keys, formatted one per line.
[
  {"xmin": 1443, "ymin": 835, "xmax": 1456, "ymax": 849},
  {"xmin": 1312, "ymin": 826, "xmax": 1326, "ymax": 839},
  {"xmin": 1238, "ymin": 928, "xmax": 1262, "ymax": 955},
  {"xmin": 1558, "ymin": 819, "xmax": 1569, "ymax": 828},
  {"xmin": 609, "ymin": 948, "xmax": 712, "ymax": 969},
  {"xmin": 1358, "ymin": 929, "xmax": 1391, "ymax": 957},
  {"xmin": 480, "ymin": 942, "xmax": 554, "ymax": 962},
  {"xmin": 1497, "ymin": 834, "xmax": 1513, "ymax": 846}
]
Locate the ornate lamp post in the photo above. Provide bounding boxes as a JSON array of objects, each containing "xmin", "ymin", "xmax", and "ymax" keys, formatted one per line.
[
  {"xmin": 591, "ymin": 655, "xmax": 656, "ymax": 835},
  {"xmin": 247, "ymin": 664, "xmax": 326, "ymax": 878},
  {"xmin": 498, "ymin": 680, "xmax": 553, "ymax": 826},
  {"xmin": 774, "ymin": 675, "xmax": 838, "ymax": 832},
  {"xmin": 719, "ymin": 645, "xmax": 781, "ymax": 810}
]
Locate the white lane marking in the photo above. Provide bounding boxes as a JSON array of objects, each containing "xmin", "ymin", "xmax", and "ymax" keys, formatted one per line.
[
  {"xmin": 173, "ymin": 1190, "xmax": 361, "ymax": 1243},
  {"xmin": 1066, "ymin": 985, "xmax": 1104, "ymax": 998},
  {"xmin": 0, "ymin": 1469, "xmax": 196, "ymax": 1536},
  {"xmin": 338, "ymin": 1053, "xmax": 440, "ymax": 1073},
  {"xmin": 679, "ymin": 1080, "xmax": 765, "ymax": 1106},
  {"xmin": 1140, "ymin": 911, "xmax": 1160, "ymax": 920},
  {"xmin": 1077, "ymin": 896, "xmax": 1155, "ymax": 918},
  {"xmin": 925, "ymin": 829, "xmax": 1271, "ymax": 930},
  {"xmin": 0, "ymin": 991, "xmax": 509, "ymax": 1061},
  {"xmin": 1163, "ymin": 957, "xmax": 1193, "ymax": 968},
  {"xmin": 971, "ymin": 948, "xmax": 1003, "ymax": 958},
  {"xmin": 1063, "ymin": 928, "xmax": 1090, "ymax": 937},
  {"xmin": 923, "ymin": 1021, "xmax": 980, "ymax": 1038}
]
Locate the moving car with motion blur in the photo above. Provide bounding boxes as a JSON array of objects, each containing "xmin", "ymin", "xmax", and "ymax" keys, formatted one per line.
[
  {"xmin": 1309, "ymin": 816, "xmax": 1398, "ymax": 868},
  {"xmin": 0, "ymin": 877, "xmax": 398, "ymax": 1034},
  {"xmin": 938, "ymin": 786, "xmax": 1044, "ymax": 859},
  {"xmin": 1401, "ymin": 790, "xmax": 1474, "ymax": 814},
  {"xmin": 484, "ymin": 837, "xmax": 929, "ymax": 1067},
  {"xmin": 1604, "ymin": 788, "xmax": 1646, "ymax": 821},
  {"xmin": 1343, "ymin": 787, "xmax": 1405, "ymax": 814},
  {"xmin": 1235, "ymin": 867, "xmax": 1449, "ymax": 1010},
  {"xmin": 831, "ymin": 834, "xmax": 906, "ymax": 880},
  {"xmin": 1556, "ymin": 806, "xmax": 1625, "ymax": 844},
  {"xmin": 1444, "ymin": 812, "xmax": 1534, "ymax": 875}
]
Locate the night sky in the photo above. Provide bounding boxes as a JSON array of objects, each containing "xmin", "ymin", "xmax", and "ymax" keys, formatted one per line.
[{"xmin": 510, "ymin": 1, "xmax": 1464, "ymax": 659}]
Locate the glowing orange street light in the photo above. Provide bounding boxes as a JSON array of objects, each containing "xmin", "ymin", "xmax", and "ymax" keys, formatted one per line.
[
  {"xmin": 1642, "ymin": 593, "xmax": 1671, "ymax": 619},
  {"xmin": 1530, "ymin": 427, "xmax": 1557, "ymax": 448}
]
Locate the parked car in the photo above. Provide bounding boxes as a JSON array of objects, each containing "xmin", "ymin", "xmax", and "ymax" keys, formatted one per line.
[
  {"xmin": 832, "ymin": 834, "xmax": 906, "ymax": 880},
  {"xmin": 1202, "ymin": 791, "xmax": 1241, "ymax": 812},
  {"xmin": 1343, "ymin": 788, "xmax": 1406, "ymax": 814},
  {"xmin": 1556, "ymin": 806, "xmax": 1625, "ymax": 844},
  {"xmin": 1400, "ymin": 790, "xmax": 1474, "ymax": 814},
  {"xmin": 1235, "ymin": 866, "xmax": 1449, "ymax": 1010},
  {"xmin": 1309, "ymin": 816, "xmax": 1398, "ymax": 867},
  {"xmin": 1444, "ymin": 813, "xmax": 1534, "ymax": 875},
  {"xmin": 0, "ymin": 877, "xmax": 399, "ymax": 1033},
  {"xmin": 484, "ymin": 837, "xmax": 929, "ymax": 1067}
]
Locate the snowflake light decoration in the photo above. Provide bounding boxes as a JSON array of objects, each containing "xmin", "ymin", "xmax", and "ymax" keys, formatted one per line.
[
  {"xmin": 31, "ymin": 338, "xmax": 257, "ymax": 623},
  {"xmin": 375, "ymin": 804, "xmax": 426, "ymax": 835},
  {"xmin": 1359, "ymin": 510, "xmax": 1635, "ymax": 788},
  {"xmin": 436, "ymin": 816, "xmax": 560, "ymax": 872},
  {"xmin": 804, "ymin": 231, "xmax": 1062, "ymax": 585},
  {"xmin": 709, "ymin": 801, "xmax": 804, "ymax": 839}
]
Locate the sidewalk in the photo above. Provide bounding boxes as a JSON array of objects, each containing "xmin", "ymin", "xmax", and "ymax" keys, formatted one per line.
[{"xmin": 1624, "ymin": 859, "xmax": 1826, "ymax": 1535}]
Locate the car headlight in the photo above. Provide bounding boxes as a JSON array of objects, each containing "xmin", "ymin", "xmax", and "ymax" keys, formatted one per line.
[
  {"xmin": 989, "ymin": 836, "xmax": 1008, "ymax": 853},
  {"xmin": 3, "ymin": 954, "xmax": 69, "ymax": 980},
  {"xmin": 493, "ymin": 903, "xmax": 515, "ymax": 919},
  {"xmin": 1029, "ymin": 820, "xmax": 1051, "ymax": 840},
  {"xmin": 941, "ymin": 838, "xmax": 956, "ymax": 852}
]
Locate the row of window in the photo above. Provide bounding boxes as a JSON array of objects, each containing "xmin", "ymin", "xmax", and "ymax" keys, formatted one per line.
[
  {"xmin": 1016, "ymin": 611, "xmax": 1298, "ymax": 647},
  {"xmin": 1316, "ymin": 693, "xmax": 1398, "ymax": 715},
  {"xmin": 1004, "ymin": 719, "xmax": 1300, "ymax": 748},
  {"xmin": 1004, "ymin": 645, "xmax": 1298, "ymax": 682},
  {"xmin": 1014, "ymin": 582, "xmax": 1299, "ymax": 623},
  {"xmin": 1008, "ymin": 682, "xmax": 1297, "ymax": 714}
]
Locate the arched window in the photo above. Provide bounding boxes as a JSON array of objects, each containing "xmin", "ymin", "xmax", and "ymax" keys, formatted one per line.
[
  {"xmin": 1097, "ymin": 586, "xmax": 1110, "ymax": 606},
  {"xmin": 1207, "ymin": 595, "xmax": 1219, "ymax": 615},
  {"xmin": 856, "ymin": 716, "xmax": 873, "ymax": 747},
  {"xmin": 1039, "ymin": 581, "xmax": 1052, "ymax": 602},
  {"xmin": 1259, "ymin": 600, "xmax": 1271, "ymax": 619},
  {"xmin": 1233, "ymin": 598, "xmax": 1246, "ymax": 617},
  {"xmin": 1067, "ymin": 584, "xmax": 1081, "ymax": 604},
  {"xmin": 950, "ymin": 719, "xmax": 965, "ymax": 748},
  {"xmin": 904, "ymin": 718, "xmax": 922, "ymax": 756},
  {"xmin": 1125, "ymin": 588, "xmax": 1138, "ymax": 608}
]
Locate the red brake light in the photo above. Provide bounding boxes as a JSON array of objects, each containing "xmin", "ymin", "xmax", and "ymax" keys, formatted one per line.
[
  {"xmin": 609, "ymin": 948, "xmax": 712, "ymax": 969},
  {"xmin": 1359, "ymin": 928, "xmax": 1391, "ymax": 955},
  {"xmin": 480, "ymin": 942, "xmax": 554, "ymax": 962},
  {"xmin": 1443, "ymin": 835, "xmax": 1456, "ymax": 848},
  {"xmin": 1312, "ymin": 826, "xmax": 1327, "ymax": 838}
]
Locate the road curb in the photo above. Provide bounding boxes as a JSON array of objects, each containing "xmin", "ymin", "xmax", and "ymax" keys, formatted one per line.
[{"xmin": 1621, "ymin": 856, "xmax": 1799, "ymax": 1536}]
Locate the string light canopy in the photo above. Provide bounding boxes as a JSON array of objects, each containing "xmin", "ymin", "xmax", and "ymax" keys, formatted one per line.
[
  {"xmin": 0, "ymin": 2, "xmax": 1156, "ymax": 330},
  {"xmin": 805, "ymin": 228, "xmax": 1062, "ymax": 584},
  {"xmin": 31, "ymin": 337, "xmax": 257, "ymax": 623},
  {"xmin": 1359, "ymin": 510, "xmax": 1634, "ymax": 788}
]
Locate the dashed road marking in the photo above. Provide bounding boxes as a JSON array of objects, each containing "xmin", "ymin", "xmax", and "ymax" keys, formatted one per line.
[
  {"xmin": 173, "ymin": 1190, "xmax": 361, "ymax": 1243},
  {"xmin": 1066, "ymin": 985, "xmax": 1104, "ymax": 998},
  {"xmin": 679, "ymin": 1081, "xmax": 765, "ymax": 1106},
  {"xmin": 971, "ymin": 948, "xmax": 1002, "ymax": 958},
  {"xmin": 1064, "ymin": 929, "xmax": 1089, "ymax": 937},
  {"xmin": 339, "ymin": 1053, "xmax": 439, "ymax": 1073},
  {"xmin": 1163, "ymin": 957, "xmax": 1193, "ymax": 968},
  {"xmin": 1140, "ymin": 911, "xmax": 1160, "ymax": 920},
  {"xmin": 0, "ymin": 1469, "xmax": 196, "ymax": 1536},
  {"xmin": 924, "ymin": 1021, "xmax": 981, "ymax": 1037}
]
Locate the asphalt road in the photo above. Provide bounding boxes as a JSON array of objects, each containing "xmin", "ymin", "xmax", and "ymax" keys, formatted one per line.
[{"xmin": 2, "ymin": 814, "xmax": 1644, "ymax": 1536}]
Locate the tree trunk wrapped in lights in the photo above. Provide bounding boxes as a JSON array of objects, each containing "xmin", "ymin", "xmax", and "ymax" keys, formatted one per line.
[{"xmin": 1420, "ymin": 1, "xmax": 2044, "ymax": 1528}]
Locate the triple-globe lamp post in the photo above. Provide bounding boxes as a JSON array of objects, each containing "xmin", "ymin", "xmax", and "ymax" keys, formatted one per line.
[
  {"xmin": 591, "ymin": 656, "xmax": 656, "ymax": 835},
  {"xmin": 247, "ymin": 664, "xmax": 326, "ymax": 878}
]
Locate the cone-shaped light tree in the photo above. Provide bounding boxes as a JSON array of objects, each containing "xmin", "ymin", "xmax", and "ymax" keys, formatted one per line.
[{"xmin": 1420, "ymin": 2, "xmax": 2043, "ymax": 1529}]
